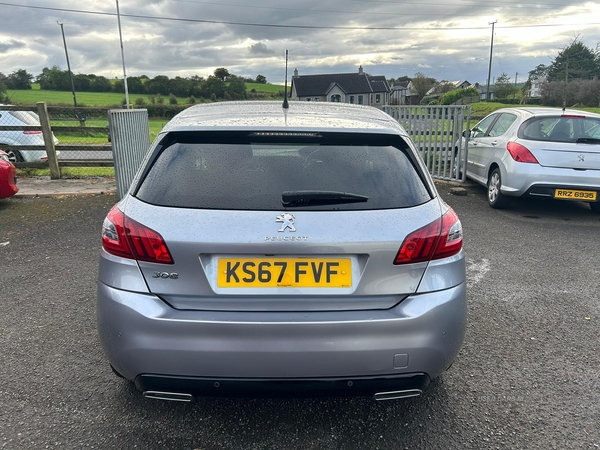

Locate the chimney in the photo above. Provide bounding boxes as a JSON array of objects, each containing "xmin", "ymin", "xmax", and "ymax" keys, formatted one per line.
[
  {"xmin": 358, "ymin": 65, "xmax": 364, "ymax": 74},
  {"xmin": 293, "ymin": 68, "xmax": 299, "ymax": 77}
]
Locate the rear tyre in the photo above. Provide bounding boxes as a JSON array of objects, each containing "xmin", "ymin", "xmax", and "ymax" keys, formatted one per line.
[
  {"xmin": 4, "ymin": 148, "xmax": 24, "ymax": 163},
  {"xmin": 590, "ymin": 202, "xmax": 600, "ymax": 214},
  {"xmin": 487, "ymin": 168, "xmax": 509, "ymax": 209},
  {"xmin": 452, "ymin": 147, "xmax": 463, "ymax": 180}
]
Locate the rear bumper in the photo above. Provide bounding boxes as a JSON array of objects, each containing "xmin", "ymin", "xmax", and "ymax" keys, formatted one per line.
[
  {"xmin": 500, "ymin": 162, "xmax": 600, "ymax": 197},
  {"xmin": 524, "ymin": 183, "xmax": 599, "ymax": 201},
  {"xmin": 97, "ymin": 282, "xmax": 466, "ymax": 395},
  {"xmin": 0, "ymin": 162, "xmax": 18, "ymax": 199},
  {"xmin": 135, "ymin": 373, "xmax": 430, "ymax": 399}
]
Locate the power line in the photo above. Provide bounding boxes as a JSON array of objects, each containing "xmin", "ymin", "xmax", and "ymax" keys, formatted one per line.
[
  {"xmin": 165, "ymin": 0, "xmax": 556, "ymax": 15},
  {"xmin": 0, "ymin": 1, "xmax": 598, "ymax": 31},
  {"xmin": 350, "ymin": 0, "xmax": 574, "ymax": 6}
]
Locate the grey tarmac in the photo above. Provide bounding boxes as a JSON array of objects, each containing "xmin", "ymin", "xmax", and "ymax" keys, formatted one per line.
[{"xmin": 0, "ymin": 181, "xmax": 598, "ymax": 450}]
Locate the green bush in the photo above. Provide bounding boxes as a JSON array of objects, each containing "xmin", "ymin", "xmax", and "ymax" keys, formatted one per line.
[
  {"xmin": 440, "ymin": 87, "xmax": 480, "ymax": 105},
  {"xmin": 187, "ymin": 96, "xmax": 197, "ymax": 104},
  {"xmin": 492, "ymin": 98, "xmax": 521, "ymax": 105},
  {"xmin": 145, "ymin": 104, "xmax": 189, "ymax": 119},
  {"xmin": 134, "ymin": 97, "xmax": 147, "ymax": 107},
  {"xmin": 169, "ymin": 93, "xmax": 178, "ymax": 105}
]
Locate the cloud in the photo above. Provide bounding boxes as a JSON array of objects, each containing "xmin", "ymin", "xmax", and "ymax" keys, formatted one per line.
[
  {"xmin": 0, "ymin": 0, "xmax": 598, "ymax": 84},
  {"xmin": 0, "ymin": 40, "xmax": 26, "ymax": 54},
  {"xmin": 249, "ymin": 42, "xmax": 274, "ymax": 56}
]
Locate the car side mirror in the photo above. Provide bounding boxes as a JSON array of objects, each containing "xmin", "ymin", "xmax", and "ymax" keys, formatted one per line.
[{"xmin": 462, "ymin": 129, "xmax": 470, "ymax": 138}]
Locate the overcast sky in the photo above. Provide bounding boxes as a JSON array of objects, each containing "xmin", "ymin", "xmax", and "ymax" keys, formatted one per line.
[{"xmin": 1, "ymin": 0, "xmax": 599, "ymax": 86}]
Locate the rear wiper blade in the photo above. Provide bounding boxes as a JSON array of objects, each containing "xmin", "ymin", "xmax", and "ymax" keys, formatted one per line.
[
  {"xmin": 282, "ymin": 190, "xmax": 369, "ymax": 207},
  {"xmin": 576, "ymin": 137, "xmax": 600, "ymax": 144}
]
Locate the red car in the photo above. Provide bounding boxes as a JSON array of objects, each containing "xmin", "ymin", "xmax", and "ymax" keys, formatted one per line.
[{"xmin": 0, "ymin": 150, "xmax": 18, "ymax": 199}]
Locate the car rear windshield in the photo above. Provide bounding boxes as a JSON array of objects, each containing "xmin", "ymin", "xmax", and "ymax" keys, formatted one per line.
[
  {"xmin": 135, "ymin": 132, "xmax": 432, "ymax": 211},
  {"xmin": 8, "ymin": 111, "xmax": 40, "ymax": 126},
  {"xmin": 520, "ymin": 115, "xmax": 600, "ymax": 143}
]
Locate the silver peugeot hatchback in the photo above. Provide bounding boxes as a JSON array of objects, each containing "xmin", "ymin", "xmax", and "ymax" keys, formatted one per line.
[{"xmin": 97, "ymin": 101, "xmax": 466, "ymax": 401}]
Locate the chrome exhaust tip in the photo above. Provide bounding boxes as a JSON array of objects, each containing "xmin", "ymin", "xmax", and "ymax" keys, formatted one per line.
[
  {"xmin": 142, "ymin": 391, "xmax": 194, "ymax": 402},
  {"xmin": 373, "ymin": 389, "xmax": 422, "ymax": 401}
]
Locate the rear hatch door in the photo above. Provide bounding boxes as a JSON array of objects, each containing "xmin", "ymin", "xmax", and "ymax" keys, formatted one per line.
[{"xmin": 124, "ymin": 197, "xmax": 441, "ymax": 312}]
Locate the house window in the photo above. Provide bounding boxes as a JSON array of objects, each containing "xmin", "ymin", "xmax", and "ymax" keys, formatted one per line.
[
  {"xmin": 375, "ymin": 94, "xmax": 381, "ymax": 104},
  {"xmin": 306, "ymin": 98, "xmax": 311, "ymax": 101},
  {"xmin": 314, "ymin": 98, "xmax": 320, "ymax": 102},
  {"xmin": 349, "ymin": 96, "xmax": 355, "ymax": 104},
  {"xmin": 330, "ymin": 94, "xmax": 341, "ymax": 103},
  {"xmin": 358, "ymin": 95, "xmax": 363, "ymax": 105}
]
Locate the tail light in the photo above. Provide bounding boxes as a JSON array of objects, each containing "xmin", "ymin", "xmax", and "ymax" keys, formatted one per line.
[
  {"xmin": 23, "ymin": 130, "xmax": 42, "ymax": 135},
  {"xmin": 507, "ymin": 142, "xmax": 539, "ymax": 163},
  {"xmin": 394, "ymin": 207, "xmax": 463, "ymax": 264},
  {"xmin": 102, "ymin": 206, "xmax": 173, "ymax": 264}
]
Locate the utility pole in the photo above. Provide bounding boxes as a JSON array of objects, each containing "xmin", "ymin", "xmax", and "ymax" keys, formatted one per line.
[
  {"xmin": 116, "ymin": 0, "xmax": 130, "ymax": 108},
  {"xmin": 485, "ymin": 20, "xmax": 497, "ymax": 102},
  {"xmin": 58, "ymin": 22, "xmax": 77, "ymax": 107},
  {"xmin": 514, "ymin": 72, "xmax": 518, "ymax": 100}
]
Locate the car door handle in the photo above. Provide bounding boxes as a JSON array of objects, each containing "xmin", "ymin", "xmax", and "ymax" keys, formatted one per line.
[
  {"xmin": 491, "ymin": 141, "xmax": 497, "ymax": 146},
  {"xmin": 470, "ymin": 141, "xmax": 478, "ymax": 146}
]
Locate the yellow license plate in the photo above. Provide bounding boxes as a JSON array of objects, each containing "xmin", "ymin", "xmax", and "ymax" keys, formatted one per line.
[
  {"xmin": 217, "ymin": 258, "xmax": 352, "ymax": 288},
  {"xmin": 554, "ymin": 189, "xmax": 597, "ymax": 201}
]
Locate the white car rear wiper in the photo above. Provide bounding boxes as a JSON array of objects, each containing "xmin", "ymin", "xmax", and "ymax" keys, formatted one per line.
[
  {"xmin": 576, "ymin": 137, "xmax": 600, "ymax": 144},
  {"xmin": 282, "ymin": 190, "xmax": 369, "ymax": 207}
]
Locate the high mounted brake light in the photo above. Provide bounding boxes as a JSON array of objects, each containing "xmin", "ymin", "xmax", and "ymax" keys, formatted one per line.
[
  {"xmin": 102, "ymin": 206, "xmax": 173, "ymax": 264},
  {"xmin": 394, "ymin": 207, "xmax": 463, "ymax": 264}
]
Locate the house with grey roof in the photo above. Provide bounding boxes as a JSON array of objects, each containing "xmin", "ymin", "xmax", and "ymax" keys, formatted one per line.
[
  {"xmin": 425, "ymin": 80, "xmax": 472, "ymax": 96},
  {"xmin": 390, "ymin": 81, "xmax": 419, "ymax": 105},
  {"xmin": 290, "ymin": 66, "xmax": 391, "ymax": 109}
]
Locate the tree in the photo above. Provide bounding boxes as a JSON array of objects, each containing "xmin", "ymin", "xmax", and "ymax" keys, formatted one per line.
[
  {"xmin": 36, "ymin": 66, "xmax": 71, "ymax": 91},
  {"xmin": 494, "ymin": 72, "xmax": 517, "ymax": 99},
  {"xmin": 145, "ymin": 75, "xmax": 171, "ymax": 95},
  {"xmin": 410, "ymin": 72, "xmax": 436, "ymax": 100},
  {"xmin": 440, "ymin": 87, "xmax": 480, "ymax": 105},
  {"xmin": 547, "ymin": 38, "xmax": 600, "ymax": 82},
  {"xmin": 6, "ymin": 69, "xmax": 33, "ymax": 89},
  {"xmin": 522, "ymin": 64, "xmax": 549, "ymax": 96},
  {"xmin": 541, "ymin": 79, "xmax": 600, "ymax": 107},
  {"xmin": 255, "ymin": 74, "xmax": 267, "ymax": 84},
  {"xmin": 202, "ymin": 76, "xmax": 226, "ymax": 99},
  {"xmin": 74, "ymin": 74, "xmax": 91, "ymax": 92},
  {"xmin": 431, "ymin": 80, "xmax": 455, "ymax": 95},
  {"xmin": 89, "ymin": 76, "xmax": 112, "ymax": 92},
  {"xmin": 214, "ymin": 68, "xmax": 230, "ymax": 81},
  {"xmin": 0, "ymin": 82, "xmax": 7, "ymax": 101},
  {"xmin": 226, "ymin": 77, "xmax": 247, "ymax": 100}
]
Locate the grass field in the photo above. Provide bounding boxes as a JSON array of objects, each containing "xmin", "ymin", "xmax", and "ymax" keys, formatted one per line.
[
  {"xmin": 5, "ymin": 89, "xmax": 189, "ymax": 107},
  {"xmin": 6, "ymin": 82, "xmax": 284, "ymax": 107},
  {"xmin": 16, "ymin": 167, "xmax": 115, "ymax": 177}
]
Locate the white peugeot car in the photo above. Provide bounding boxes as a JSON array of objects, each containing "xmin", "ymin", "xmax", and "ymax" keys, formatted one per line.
[
  {"xmin": 459, "ymin": 107, "xmax": 600, "ymax": 212},
  {"xmin": 0, "ymin": 108, "xmax": 58, "ymax": 162}
]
